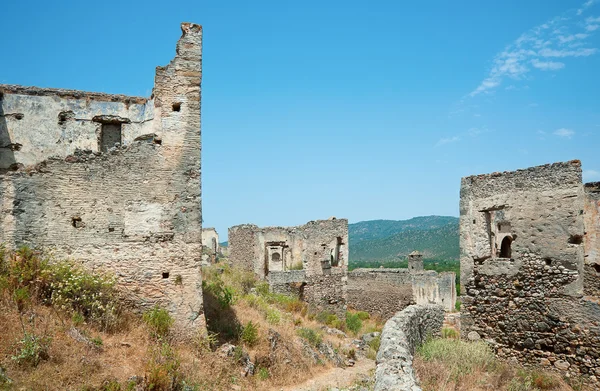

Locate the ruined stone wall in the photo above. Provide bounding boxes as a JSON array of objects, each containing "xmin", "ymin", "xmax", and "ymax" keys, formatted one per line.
[
  {"xmin": 347, "ymin": 268, "xmax": 456, "ymax": 320},
  {"xmin": 0, "ymin": 87, "xmax": 153, "ymax": 170},
  {"xmin": 584, "ymin": 183, "xmax": 600, "ymax": 297},
  {"xmin": 413, "ymin": 271, "xmax": 456, "ymax": 311},
  {"xmin": 228, "ymin": 218, "xmax": 348, "ymax": 315},
  {"xmin": 201, "ymin": 228, "xmax": 219, "ymax": 264},
  {"xmin": 460, "ymin": 161, "xmax": 600, "ymax": 378},
  {"xmin": 228, "ymin": 224, "xmax": 258, "ymax": 273},
  {"xmin": 374, "ymin": 304, "xmax": 444, "ymax": 391},
  {"xmin": 268, "ymin": 270, "xmax": 306, "ymax": 297},
  {"xmin": 347, "ymin": 268, "xmax": 415, "ymax": 320},
  {"xmin": 0, "ymin": 23, "xmax": 204, "ymax": 333},
  {"xmin": 202, "ymin": 228, "xmax": 219, "ymax": 253},
  {"xmin": 303, "ymin": 274, "xmax": 347, "ymax": 317}
]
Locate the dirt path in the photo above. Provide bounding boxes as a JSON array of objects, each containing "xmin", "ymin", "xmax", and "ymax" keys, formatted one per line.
[{"xmin": 271, "ymin": 357, "xmax": 375, "ymax": 391}]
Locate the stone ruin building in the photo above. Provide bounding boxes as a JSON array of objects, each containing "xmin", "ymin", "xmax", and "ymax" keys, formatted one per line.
[
  {"xmin": 460, "ymin": 160, "xmax": 600, "ymax": 379},
  {"xmin": 201, "ymin": 227, "xmax": 220, "ymax": 264},
  {"xmin": 228, "ymin": 218, "xmax": 348, "ymax": 315},
  {"xmin": 347, "ymin": 251, "xmax": 456, "ymax": 320},
  {"xmin": 0, "ymin": 23, "xmax": 204, "ymax": 332}
]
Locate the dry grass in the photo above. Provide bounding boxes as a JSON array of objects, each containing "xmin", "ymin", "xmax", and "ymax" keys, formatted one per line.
[
  {"xmin": 0, "ymin": 292, "xmax": 327, "ymax": 390},
  {"xmin": 0, "ymin": 257, "xmax": 355, "ymax": 390},
  {"xmin": 414, "ymin": 338, "xmax": 593, "ymax": 391},
  {"xmin": 0, "ymin": 304, "xmax": 150, "ymax": 389}
]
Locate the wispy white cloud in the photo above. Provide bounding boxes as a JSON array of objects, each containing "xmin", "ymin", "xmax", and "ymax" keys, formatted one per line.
[
  {"xmin": 537, "ymin": 130, "xmax": 547, "ymax": 140},
  {"xmin": 531, "ymin": 59, "xmax": 565, "ymax": 70},
  {"xmin": 469, "ymin": 2, "xmax": 599, "ymax": 97},
  {"xmin": 586, "ymin": 16, "xmax": 600, "ymax": 31},
  {"xmin": 557, "ymin": 33, "xmax": 589, "ymax": 43},
  {"xmin": 468, "ymin": 127, "xmax": 492, "ymax": 136},
  {"xmin": 435, "ymin": 136, "xmax": 460, "ymax": 147},
  {"xmin": 553, "ymin": 128, "xmax": 575, "ymax": 138},
  {"xmin": 578, "ymin": 0, "xmax": 596, "ymax": 15},
  {"xmin": 584, "ymin": 169, "xmax": 600, "ymax": 181},
  {"xmin": 434, "ymin": 127, "xmax": 493, "ymax": 147},
  {"xmin": 538, "ymin": 47, "xmax": 597, "ymax": 57}
]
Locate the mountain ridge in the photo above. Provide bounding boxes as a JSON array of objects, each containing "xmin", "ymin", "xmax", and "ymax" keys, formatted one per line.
[{"xmin": 349, "ymin": 215, "xmax": 459, "ymax": 262}]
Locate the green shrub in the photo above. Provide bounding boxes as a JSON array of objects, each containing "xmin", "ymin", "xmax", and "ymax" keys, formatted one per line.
[
  {"xmin": 145, "ymin": 342, "xmax": 182, "ymax": 391},
  {"xmin": 229, "ymin": 269, "xmax": 257, "ymax": 295},
  {"xmin": 4, "ymin": 247, "xmax": 52, "ymax": 302},
  {"xmin": 366, "ymin": 335, "xmax": 380, "ymax": 360},
  {"xmin": 48, "ymin": 261, "xmax": 120, "ymax": 330},
  {"xmin": 266, "ymin": 308, "xmax": 281, "ymax": 325},
  {"xmin": 72, "ymin": 312, "xmax": 85, "ymax": 326},
  {"xmin": 315, "ymin": 311, "xmax": 344, "ymax": 329},
  {"xmin": 194, "ymin": 331, "xmax": 218, "ymax": 353},
  {"xmin": 345, "ymin": 312, "xmax": 363, "ymax": 334},
  {"xmin": 455, "ymin": 300, "xmax": 461, "ymax": 311},
  {"xmin": 441, "ymin": 327, "xmax": 459, "ymax": 339},
  {"xmin": 368, "ymin": 335, "xmax": 381, "ymax": 351},
  {"xmin": 13, "ymin": 286, "xmax": 31, "ymax": 312},
  {"xmin": 0, "ymin": 248, "xmax": 121, "ymax": 330},
  {"xmin": 506, "ymin": 369, "xmax": 560, "ymax": 391},
  {"xmin": 355, "ymin": 311, "xmax": 370, "ymax": 320},
  {"xmin": 257, "ymin": 367, "xmax": 269, "ymax": 380},
  {"xmin": 240, "ymin": 321, "xmax": 259, "ymax": 347},
  {"xmin": 296, "ymin": 327, "xmax": 322, "ymax": 347},
  {"xmin": 0, "ymin": 365, "xmax": 12, "ymax": 387},
  {"xmin": 202, "ymin": 279, "xmax": 234, "ymax": 309},
  {"xmin": 91, "ymin": 336, "xmax": 103, "ymax": 348},
  {"xmin": 255, "ymin": 282, "xmax": 270, "ymax": 296},
  {"xmin": 11, "ymin": 332, "xmax": 52, "ymax": 367},
  {"xmin": 143, "ymin": 306, "xmax": 174, "ymax": 338}
]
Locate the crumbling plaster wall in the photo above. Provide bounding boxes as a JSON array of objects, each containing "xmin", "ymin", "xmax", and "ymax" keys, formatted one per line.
[
  {"xmin": 0, "ymin": 23, "xmax": 204, "ymax": 333},
  {"xmin": 412, "ymin": 271, "xmax": 456, "ymax": 311},
  {"xmin": 0, "ymin": 86, "xmax": 154, "ymax": 170},
  {"xmin": 460, "ymin": 161, "xmax": 600, "ymax": 378},
  {"xmin": 229, "ymin": 218, "xmax": 348, "ymax": 315}
]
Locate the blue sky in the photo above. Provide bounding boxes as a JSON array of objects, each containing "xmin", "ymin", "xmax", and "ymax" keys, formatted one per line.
[{"xmin": 1, "ymin": 0, "xmax": 599, "ymax": 239}]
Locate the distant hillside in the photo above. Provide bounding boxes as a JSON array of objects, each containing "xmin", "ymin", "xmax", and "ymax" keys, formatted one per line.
[
  {"xmin": 220, "ymin": 241, "xmax": 228, "ymax": 247},
  {"xmin": 349, "ymin": 216, "xmax": 459, "ymax": 262}
]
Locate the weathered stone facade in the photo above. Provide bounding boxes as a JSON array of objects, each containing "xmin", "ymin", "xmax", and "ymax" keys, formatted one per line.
[
  {"xmin": 201, "ymin": 227, "xmax": 220, "ymax": 264},
  {"xmin": 374, "ymin": 304, "xmax": 444, "ymax": 391},
  {"xmin": 460, "ymin": 160, "xmax": 600, "ymax": 379},
  {"xmin": 348, "ymin": 267, "xmax": 456, "ymax": 320},
  {"xmin": 584, "ymin": 182, "xmax": 600, "ymax": 298},
  {"xmin": 228, "ymin": 218, "xmax": 348, "ymax": 315},
  {"xmin": 0, "ymin": 23, "xmax": 204, "ymax": 333}
]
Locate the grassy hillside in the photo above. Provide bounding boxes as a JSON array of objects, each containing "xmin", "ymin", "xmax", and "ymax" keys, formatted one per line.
[
  {"xmin": 349, "ymin": 216, "xmax": 458, "ymax": 243},
  {"xmin": 0, "ymin": 247, "xmax": 381, "ymax": 390},
  {"xmin": 349, "ymin": 216, "xmax": 459, "ymax": 263}
]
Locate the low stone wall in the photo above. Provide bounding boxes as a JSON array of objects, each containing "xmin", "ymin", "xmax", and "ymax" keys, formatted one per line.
[
  {"xmin": 268, "ymin": 270, "xmax": 306, "ymax": 296},
  {"xmin": 374, "ymin": 304, "xmax": 444, "ymax": 391},
  {"xmin": 348, "ymin": 268, "xmax": 456, "ymax": 320},
  {"xmin": 347, "ymin": 268, "xmax": 414, "ymax": 320},
  {"xmin": 303, "ymin": 274, "xmax": 347, "ymax": 317}
]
